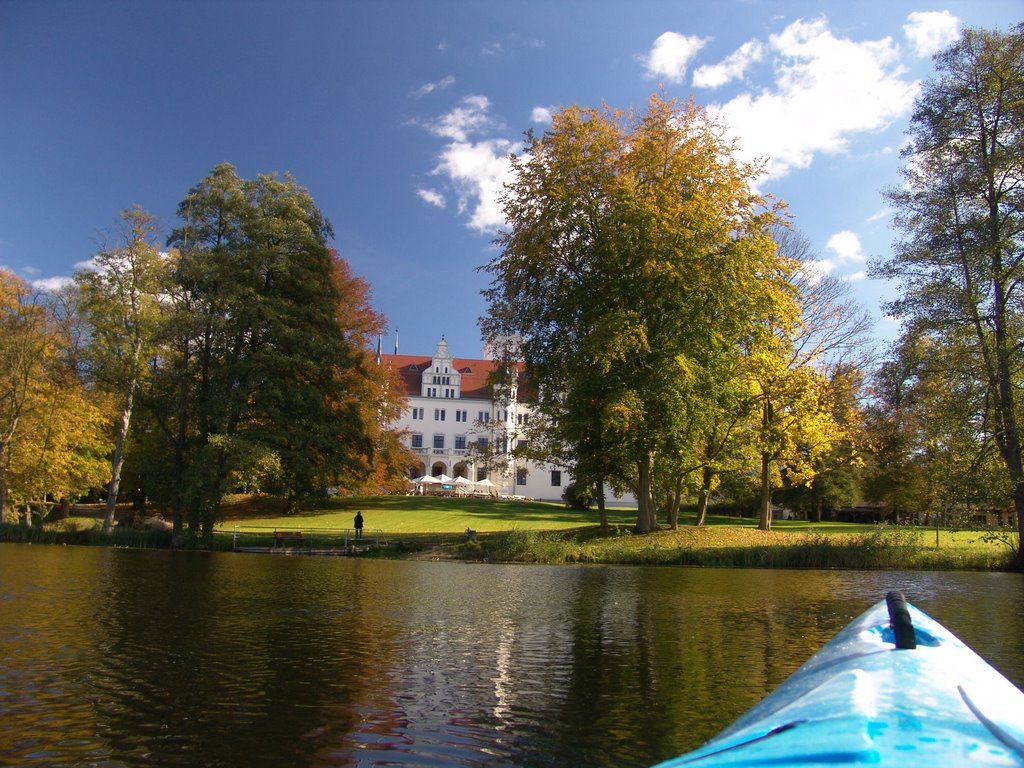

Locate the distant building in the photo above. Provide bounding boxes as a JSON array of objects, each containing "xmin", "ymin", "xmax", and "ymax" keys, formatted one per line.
[{"xmin": 378, "ymin": 336, "xmax": 630, "ymax": 504}]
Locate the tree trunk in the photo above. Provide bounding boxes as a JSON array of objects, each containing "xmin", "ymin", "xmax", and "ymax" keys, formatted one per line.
[
  {"xmin": 0, "ymin": 468, "xmax": 7, "ymax": 523},
  {"xmin": 810, "ymin": 484, "xmax": 823, "ymax": 523},
  {"xmin": 667, "ymin": 474, "xmax": 683, "ymax": 530},
  {"xmin": 102, "ymin": 387, "xmax": 135, "ymax": 533},
  {"xmin": 811, "ymin": 498, "xmax": 823, "ymax": 523},
  {"xmin": 635, "ymin": 453, "xmax": 658, "ymax": 533},
  {"xmin": 695, "ymin": 465, "xmax": 712, "ymax": 526},
  {"xmin": 1011, "ymin": 483, "xmax": 1024, "ymax": 572},
  {"xmin": 594, "ymin": 482, "xmax": 607, "ymax": 528},
  {"xmin": 758, "ymin": 452, "xmax": 772, "ymax": 530},
  {"xmin": 170, "ymin": 356, "xmax": 189, "ymax": 539},
  {"xmin": 991, "ymin": 296, "xmax": 1024, "ymax": 570},
  {"xmin": 759, "ymin": 394, "xmax": 773, "ymax": 530}
]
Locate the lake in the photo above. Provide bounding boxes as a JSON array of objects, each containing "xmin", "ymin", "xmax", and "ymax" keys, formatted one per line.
[{"xmin": 1, "ymin": 544, "xmax": 1022, "ymax": 766}]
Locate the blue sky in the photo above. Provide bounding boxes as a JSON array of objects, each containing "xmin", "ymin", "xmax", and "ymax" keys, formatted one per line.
[{"xmin": 2, "ymin": 1, "xmax": 1020, "ymax": 360}]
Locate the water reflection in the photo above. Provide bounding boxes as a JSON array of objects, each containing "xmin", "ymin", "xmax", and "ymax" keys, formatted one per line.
[{"xmin": 0, "ymin": 545, "xmax": 1021, "ymax": 767}]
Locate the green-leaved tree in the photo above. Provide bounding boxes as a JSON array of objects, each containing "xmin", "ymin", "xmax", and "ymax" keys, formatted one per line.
[
  {"xmin": 483, "ymin": 95, "xmax": 798, "ymax": 533},
  {"xmin": 872, "ymin": 24, "xmax": 1024, "ymax": 568}
]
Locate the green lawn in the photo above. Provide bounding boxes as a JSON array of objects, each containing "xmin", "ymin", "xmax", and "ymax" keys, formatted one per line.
[
  {"xmin": 28, "ymin": 494, "xmax": 1015, "ymax": 569},
  {"xmin": 215, "ymin": 494, "xmax": 639, "ymax": 534}
]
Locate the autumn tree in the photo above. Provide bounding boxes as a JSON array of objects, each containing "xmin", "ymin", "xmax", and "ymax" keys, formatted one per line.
[
  {"xmin": 482, "ymin": 95, "xmax": 797, "ymax": 533},
  {"xmin": 872, "ymin": 24, "xmax": 1024, "ymax": 568},
  {"xmin": 744, "ymin": 228, "xmax": 871, "ymax": 530},
  {"xmin": 74, "ymin": 206, "xmax": 166, "ymax": 532},
  {"xmin": 326, "ymin": 253, "xmax": 411, "ymax": 495},
  {"xmin": 138, "ymin": 163, "xmax": 400, "ymax": 540},
  {"xmin": 865, "ymin": 329, "xmax": 1008, "ymax": 525},
  {"xmin": 0, "ymin": 272, "xmax": 108, "ymax": 520},
  {"xmin": 0, "ymin": 271, "xmax": 46, "ymax": 518}
]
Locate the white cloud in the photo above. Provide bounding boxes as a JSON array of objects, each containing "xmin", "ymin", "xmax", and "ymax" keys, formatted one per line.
[
  {"xmin": 417, "ymin": 188, "xmax": 446, "ymax": 208},
  {"xmin": 803, "ymin": 230, "xmax": 866, "ymax": 282},
  {"xmin": 826, "ymin": 230, "xmax": 866, "ymax": 263},
  {"xmin": 712, "ymin": 17, "xmax": 920, "ymax": 182},
  {"xmin": 482, "ymin": 33, "xmax": 544, "ymax": 58},
  {"xmin": 531, "ymin": 106, "xmax": 554, "ymax": 124},
  {"xmin": 641, "ymin": 31, "xmax": 709, "ymax": 83},
  {"xmin": 800, "ymin": 259, "xmax": 835, "ymax": 284},
  {"xmin": 866, "ymin": 206, "xmax": 894, "ymax": 224},
  {"xmin": 693, "ymin": 39, "xmax": 764, "ymax": 88},
  {"xmin": 418, "ymin": 96, "xmax": 519, "ymax": 232},
  {"xmin": 424, "ymin": 95, "xmax": 498, "ymax": 141},
  {"xmin": 432, "ymin": 138, "xmax": 518, "ymax": 232},
  {"xmin": 904, "ymin": 11, "xmax": 959, "ymax": 57},
  {"xmin": 32, "ymin": 275, "xmax": 72, "ymax": 292},
  {"xmin": 414, "ymin": 75, "xmax": 455, "ymax": 98}
]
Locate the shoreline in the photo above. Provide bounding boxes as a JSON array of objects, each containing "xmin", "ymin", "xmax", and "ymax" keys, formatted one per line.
[{"xmin": 2, "ymin": 521, "xmax": 1018, "ymax": 572}]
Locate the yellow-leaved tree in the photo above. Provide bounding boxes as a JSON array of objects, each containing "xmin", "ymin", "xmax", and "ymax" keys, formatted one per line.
[
  {"xmin": 0, "ymin": 270, "xmax": 109, "ymax": 522},
  {"xmin": 483, "ymin": 94, "xmax": 799, "ymax": 532}
]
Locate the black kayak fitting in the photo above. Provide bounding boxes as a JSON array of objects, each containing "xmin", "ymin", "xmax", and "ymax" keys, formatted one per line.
[{"xmin": 886, "ymin": 590, "xmax": 917, "ymax": 650}]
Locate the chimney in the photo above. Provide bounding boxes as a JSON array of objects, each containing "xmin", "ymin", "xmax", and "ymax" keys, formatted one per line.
[{"xmin": 394, "ymin": 329, "xmax": 399, "ymax": 355}]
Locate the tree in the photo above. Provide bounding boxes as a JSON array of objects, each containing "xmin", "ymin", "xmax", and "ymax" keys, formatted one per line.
[
  {"xmin": 872, "ymin": 24, "xmax": 1024, "ymax": 568},
  {"xmin": 0, "ymin": 271, "xmax": 56, "ymax": 519},
  {"xmin": 0, "ymin": 272, "xmax": 108, "ymax": 520},
  {"xmin": 745, "ymin": 228, "xmax": 871, "ymax": 530},
  {"xmin": 482, "ymin": 95, "xmax": 797, "ymax": 533},
  {"xmin": 148, "ymin": 164, "xmax": 399, "ymax": 540},
  {"xmin": 75, "ymin": 206, "xmax": 166, "ymax": 532},
  {"xmin": 864, "ymin": 330, "xmax": 1008, "ymax": 525}
]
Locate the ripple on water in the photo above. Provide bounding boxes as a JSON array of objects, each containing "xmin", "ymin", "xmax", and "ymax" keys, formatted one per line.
[{"xmin": 1, "ymin": 547, "xmax": 1022, "ymax": 767}]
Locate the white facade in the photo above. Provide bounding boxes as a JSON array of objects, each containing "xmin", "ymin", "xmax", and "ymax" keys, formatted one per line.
[{"xmin": 379, "ymin": 337, "xmax": 572, "ymax": 502}]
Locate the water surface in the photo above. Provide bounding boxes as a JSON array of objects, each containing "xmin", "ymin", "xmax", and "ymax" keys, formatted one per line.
[{"xmin": 1, "ymin": 545, "xmax": 1021, "ymax": 766}]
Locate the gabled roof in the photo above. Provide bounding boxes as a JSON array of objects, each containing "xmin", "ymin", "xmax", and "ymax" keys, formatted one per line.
[{"xmin": 380, "ymin": 353, "xmax": 506, "ymax": 399}]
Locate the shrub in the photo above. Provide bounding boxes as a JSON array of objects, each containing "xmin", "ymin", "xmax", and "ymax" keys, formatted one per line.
[
  {"xmin": 562, "ymin": 483, "xmax": 593, "ymax": 510},
  {"xmin": 488, "ymin": 528, "xmax": 592, "ymax": 564}
]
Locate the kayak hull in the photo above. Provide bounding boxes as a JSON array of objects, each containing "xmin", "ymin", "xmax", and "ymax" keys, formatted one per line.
[{"xmin": 654, "ymin": 596, "xmax": 1024, "ymax": 766}]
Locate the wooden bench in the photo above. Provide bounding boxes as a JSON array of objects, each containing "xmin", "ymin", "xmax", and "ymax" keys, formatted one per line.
[{"xmin": 273, "ymin": 530, "xmax": 304, "ymax": 547}]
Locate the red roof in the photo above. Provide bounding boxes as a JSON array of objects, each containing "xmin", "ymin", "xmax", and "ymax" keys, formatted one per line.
[{"xmin": 379, "ymin": 353, "xmax": 505, "ymax": 400}]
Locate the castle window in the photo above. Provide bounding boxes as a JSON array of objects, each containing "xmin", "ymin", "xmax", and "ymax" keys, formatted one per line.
[{"xmin": 411, "ymin": 433, "xmax": 423, "ymax": 448}]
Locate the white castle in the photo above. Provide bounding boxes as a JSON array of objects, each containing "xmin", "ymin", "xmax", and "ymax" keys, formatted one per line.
[{"xmin": 377, "ymin": 336, "xmax": 568, "ymax": 501}]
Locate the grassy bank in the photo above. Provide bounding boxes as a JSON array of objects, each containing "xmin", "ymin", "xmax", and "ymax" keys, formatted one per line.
[
  {"xmin": 3, "ymin": 494, "xmax": 1016, "ymax": 570},
  {"xmin": 474, "ymin": 525, "xmax": 1013, "ymax": 570}
]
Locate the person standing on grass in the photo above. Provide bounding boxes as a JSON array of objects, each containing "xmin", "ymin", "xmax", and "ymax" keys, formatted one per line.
[{"xmin": 354, "ymin": 511, "xmax": 364, "ymax": 540}]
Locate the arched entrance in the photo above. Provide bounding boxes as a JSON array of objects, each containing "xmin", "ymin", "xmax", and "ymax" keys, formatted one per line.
[{"xmin": 431, "ymin": 461, "xmax": 448, "ymax": 477}]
